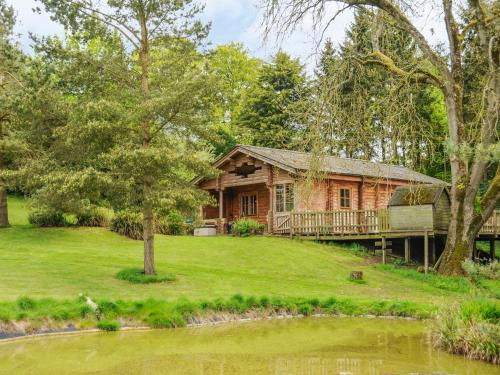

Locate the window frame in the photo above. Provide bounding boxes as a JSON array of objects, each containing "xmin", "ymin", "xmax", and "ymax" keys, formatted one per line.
[
  {"xmin": 241, "ymin": 191, "xmax": 258, "ymax": 217},
  {"xmin": 275, "ymin": 183, "xmax": 294, "ymax": 213},
  {"xmin": 339, "ymin": 188, "xmax": 352, "ymax": 209}
]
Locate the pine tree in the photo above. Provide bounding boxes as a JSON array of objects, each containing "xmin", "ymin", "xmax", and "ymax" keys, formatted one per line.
[{"xmin": 237, "ymin": 51, "xmax": 307, "ymax": 149}]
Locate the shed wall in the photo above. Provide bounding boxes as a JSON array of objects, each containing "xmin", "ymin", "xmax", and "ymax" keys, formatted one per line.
[
  {"xmin": 433, "ymin": 193, "xmax": 451, "ymax": 231},
  {"xmin": 389, "ymin": 205, "xmax": 434, "ymax": 230}
]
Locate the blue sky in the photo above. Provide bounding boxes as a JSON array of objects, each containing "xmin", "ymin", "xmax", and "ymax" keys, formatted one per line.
[
  {"xmin": 7, "ymin": 0, "xmax": 355, "ymax": 72},
  {"xmin": 7, "ymin": 0, "xmax": 444, "ymax": 73}
]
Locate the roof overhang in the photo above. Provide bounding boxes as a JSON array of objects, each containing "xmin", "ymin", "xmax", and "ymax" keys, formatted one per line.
[{"xmin": 193, "ymin": 145, "xmax": 297, "ymax": 186}]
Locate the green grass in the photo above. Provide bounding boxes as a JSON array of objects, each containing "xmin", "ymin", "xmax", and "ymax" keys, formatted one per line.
[
  {"xmin": 0, "ymin": 294, "xmax": 437, "ymax": 334},
  {"xmin": 1, "ymin": 196, "xmax": 497, "ymax": 306},
  {"xmin": 433, "ymin": 299, "xmax": 500, "ymax": 364},
  {"xmin": 116, "ymin": 268, "xmax": 176, "ymax": 284}
]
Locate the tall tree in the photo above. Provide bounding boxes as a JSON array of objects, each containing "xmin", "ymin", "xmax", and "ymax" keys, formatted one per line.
[
  {"xmin": 264, "ymin": 0, "xmax": 499, "ymax": 275},
  {"xmin": 205, "ymin": 43, "xmax": 261, "ymax": 155},
  {"xmin": 0, "ymin": 1, "xmax": 24, "ymax": 227},
  {"xmin": 237, "ymin": 51, "xmax": 307, "ymax": 149},
  {"xmin": 36, "ymin": 0, "xmax": 215, "ymax": 275},
  {"xmin": 313, "ymin": 12, "xmax": 449, "ymax": 177}
]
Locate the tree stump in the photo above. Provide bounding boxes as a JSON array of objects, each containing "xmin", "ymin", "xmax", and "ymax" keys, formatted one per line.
[{"xmin": 350, "ymin": 271, "xmax": 363, "ymax": 280}]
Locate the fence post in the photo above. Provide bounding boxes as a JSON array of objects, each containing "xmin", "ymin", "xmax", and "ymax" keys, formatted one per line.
[
  {"xmin": 289, "ymin": 212, "xmax": 294, "ymax": 239},
  {"xmin": 382, "ymin": 236, "xmax": 386, "ymax": 265},
  {"xmin": 424, "ymin": 230, "xmax": 429, "ymax": 274},
  {"xmin": 404, "ymin": 237, "xmax": 410, "ymax": 263}
]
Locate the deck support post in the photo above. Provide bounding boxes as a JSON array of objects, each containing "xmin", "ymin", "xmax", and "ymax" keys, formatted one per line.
[
  {"xmin": 404, "ymin": 238, "xmax": 410, "ymax": 263},
  {"xmin": 432, "ymin": 237, "xmax": 436, "ymax": 264},
  {"xmin": 490, "ymin": 239, "xmax": 496, "ymax": 259},
  {"xmin": 382, "ymin": 236, "xmax": 386, "ymax": 265},
  {"xmin": 218, "ymin": 189, "xmax": 224, "ymax": 234},
  {"xmin": 424, "ymin": 230, "xmax": 429, "ymax": 274}
]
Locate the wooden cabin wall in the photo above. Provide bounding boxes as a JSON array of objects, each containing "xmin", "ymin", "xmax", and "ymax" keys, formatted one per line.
[
  {"xmin": 228, "ymin": 184, "xmax": 270, "ymax": 225},
  {"xmin": 203, "ymin": 191, "xmax": 219, "ymax": 220}
]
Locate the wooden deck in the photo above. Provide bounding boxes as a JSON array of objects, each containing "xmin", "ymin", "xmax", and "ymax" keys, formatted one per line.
[{"xmin": 273, "ymin": 209, "xmax": 500, "ymax": 239}]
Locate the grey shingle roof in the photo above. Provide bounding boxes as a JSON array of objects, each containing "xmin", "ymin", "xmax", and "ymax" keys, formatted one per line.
[{"xmin": 234, "ymin": 145, "xmax": 445, "ymax": 184}]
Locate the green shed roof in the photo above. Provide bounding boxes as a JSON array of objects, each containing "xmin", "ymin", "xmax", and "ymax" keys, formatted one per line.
[{"xmin": 388, "ymin": 185, "xmax": 450, "ymax": 207}]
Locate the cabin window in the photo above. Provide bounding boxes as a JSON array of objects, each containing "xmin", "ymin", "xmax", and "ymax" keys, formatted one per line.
[
  {"xmin": 241, "ymin": 193, "xmax": 257, "ymax": 216},
  {"xmin": 275, "ymin": 184, "xmax": 294, "ymax": 212},
  {"xmin": 339, "ymin": 188, "xmax": 351, "ymax": 209}
]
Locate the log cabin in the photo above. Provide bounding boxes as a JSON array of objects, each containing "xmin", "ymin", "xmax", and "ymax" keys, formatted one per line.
[{"xmin": 195, "ymin": 144, "xmax": 445, "ymax": 234}]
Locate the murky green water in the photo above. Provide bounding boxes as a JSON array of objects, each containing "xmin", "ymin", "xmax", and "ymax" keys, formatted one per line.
[{"xmin": 0, "ymin": 318, "xmax": 498, "ymax": 375}]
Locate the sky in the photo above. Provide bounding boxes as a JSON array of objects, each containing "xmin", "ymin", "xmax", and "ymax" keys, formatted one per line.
[
  {"xmin": 7, "ymin": 0, "xmax": 355, "ymax": 72},
  {"xmin": 7, "ymin": 0, "xmax": 446, "ymax": 73}
]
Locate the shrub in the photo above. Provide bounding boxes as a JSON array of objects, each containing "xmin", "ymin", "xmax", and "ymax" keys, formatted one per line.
[
  {"xmin": 115, "ymin": 268, "xmax": 175, "ymax": 284},
  {"xmin": 147, "ymin": 312, "xmax": 186, "ymax": 328},
  {"xmin": 462, "ymin": 260, "xmax": 500, "ymax": 281},
  {"xmin": 76, "ymin": 208, "xmax": 110, "ymax": 228},
  {"xmin": 156, "ymin": 212, "xmax": 185, "ymax": 235},
  {"xmin": 97, "ymin": 320, "xmax": 121, "ymax": 331},
  {"xmin": 28, "ymin": 210, "xmax": 67, "ymax": 227},
  {"xmin": 298, "ymin": 303, "xmax": 313, "ymax": 316},
  {"xmin": 433, "ymin": 300, "xmax": 500, "ymax": 364},
  {"xmin": 110, "ymin": 211, "xmax": 143, "ymax": 240},
  {"xmin": 17, "ymin": 296, "xmax": 36, "ymax": 311},
  {"xmin": 232, "ymin": 218, "xmax": 265, "ymax": 236}
]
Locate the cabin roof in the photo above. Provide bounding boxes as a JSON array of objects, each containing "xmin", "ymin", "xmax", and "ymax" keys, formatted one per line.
[
  {"xmin": 213, "ymin": 145, "xmax": 445, "ymax": 184},
  {"xmin": 388, "ymin": 185, "xmax": 450, "ymax": 206}
]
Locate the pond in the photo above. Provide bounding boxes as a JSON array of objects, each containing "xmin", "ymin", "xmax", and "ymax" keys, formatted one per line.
[{"xmin": 0, "ymin": 317, "xmax": 498, "ymax": 375}]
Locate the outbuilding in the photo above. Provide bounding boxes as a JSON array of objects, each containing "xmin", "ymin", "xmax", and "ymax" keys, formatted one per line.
[{"xmin": 388, "ymin": 184, "xmax": 451, "ymax": 232}]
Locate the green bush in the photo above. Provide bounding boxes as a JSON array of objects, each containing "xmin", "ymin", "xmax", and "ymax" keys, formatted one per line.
[
  {"xmin": 115, "ymin": 268, "xmax": 175, "ymax": 284},
  {"xmin": 433, "ymin": 299, "xmax": 500, "ymax": 364},
  {"xmin": 147, "ymin": 312, "xmax": 186, "ymax": 328},
  {"xmin": 462, "ymin": 260, "xmax": 500, "ymax": 281},
  {"xmin": 232, "ymin": 218, "xmax": 265, "ymax": 236},
  {"xmin": 112, "ymin": 211, "xmax": 189, "ymax": 239},
  {"xmin": 28, "ymin": 210, "xmax": 67, "ymax": 227},
  {"xmin": 97, "ymin": 320, "xmax": 121, "ymax": 331},
  {"xmin": 110, "ymin": 211, "xmax": 143, "ymax": 240},
  {"xmin": 17, "ymin": 296, "xmax": 36, "ymax": 311},
  {"xmin": 156, "ymin": 212, "xmax": 185, "ymax": 235},
  {"xmin": 76, "ymin": 208, "xmax": 110, "ymax": 228}
]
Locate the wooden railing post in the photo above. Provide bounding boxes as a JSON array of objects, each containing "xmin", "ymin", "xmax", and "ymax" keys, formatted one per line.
[
  {"xmin": 424, "ymin": 229, "xmax": 429, "ymax": 274},
  {"xmin": 404, "ymin": 237, "xmax": 410, "ymax": 263},
  {"xmin": 382, "ymin": 236, "xmax": 386, "ymax": 264}
]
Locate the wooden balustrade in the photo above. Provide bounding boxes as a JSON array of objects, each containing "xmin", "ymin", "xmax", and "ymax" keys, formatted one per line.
[
  {"xmin": 479, "ymin": 210, "xmax": 500, "ymax": 235},
  {"xmin": 273, "ymin": 209, "xmax": 500, "ymax": 237},
  {"xmin": 273, "ymin": 209, "xmax": 390, "ymax": 236}
]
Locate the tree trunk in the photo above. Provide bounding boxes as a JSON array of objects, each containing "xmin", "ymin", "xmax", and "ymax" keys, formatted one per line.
[
  {"xmin": 0, "ymin": 185, "xmax": 8, "ymax": 227},
  {"xmin": 0, "ymin": 122, "xmax": 8, "ymax": 227},
  {"xmin": 438, "ymin": 198, "xmax": 471, "ymax": 275},
  {"xmin": 139, "ymin": 9, "xmax": 156, "ymax": 275}
]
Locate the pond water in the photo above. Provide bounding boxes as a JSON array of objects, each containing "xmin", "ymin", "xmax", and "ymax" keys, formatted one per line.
[{"xmin": 0, "ymin": 317, "xmax": 498, "ymax": 375}]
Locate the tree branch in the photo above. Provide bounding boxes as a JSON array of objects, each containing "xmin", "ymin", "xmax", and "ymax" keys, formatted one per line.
[{"xmin": 357, "ymin": 50, "xmax": 443, "ymax": 86}]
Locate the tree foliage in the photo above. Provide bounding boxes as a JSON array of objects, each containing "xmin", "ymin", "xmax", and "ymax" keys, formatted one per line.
[
  {"xmin": 29, "ymin": 0, "xmax": 218, "ymax": 274},
  {"xmin": 236, "ymin": 51, "xmax": 308, "ymax": 149}
]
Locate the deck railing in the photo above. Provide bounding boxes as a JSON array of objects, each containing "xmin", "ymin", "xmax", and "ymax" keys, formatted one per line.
[
  {"xmin": 273, "ymin": 209, "xmax": 390, "ymax": 236},
  {"xmin": 480, "ymin": 210, "xmax": 500, "ymax": 235},
  {"xmin": 273, "ymin": 209, "xmax": 500, "ymax": 237}
]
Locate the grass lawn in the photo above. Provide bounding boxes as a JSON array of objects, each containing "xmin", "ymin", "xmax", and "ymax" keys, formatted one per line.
[{"xmin": 0, "ymin": 196, "xmax": 496, "ymax": 305}]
